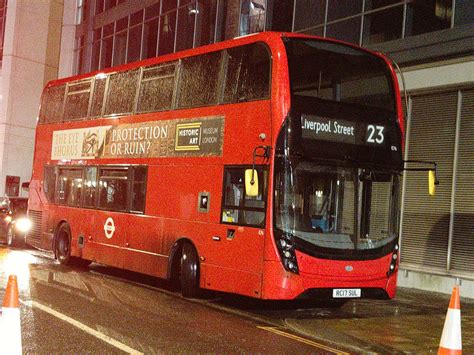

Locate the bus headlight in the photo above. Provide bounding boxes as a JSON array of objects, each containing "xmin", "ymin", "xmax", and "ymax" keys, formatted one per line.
[
  {"xmin": 387, "ymin": 243, "xmax": 399, "ymax": 277},
  {"xmin": 276, "ymin": 233, "xmax": 299, "ymax": 274},
  {"xmin": 4, "ymin": 215, "xmax": 12, "ymax": 223},
  {"xmin": 14, "ymin": 218, "xmax": 32, "ymax": 233}
]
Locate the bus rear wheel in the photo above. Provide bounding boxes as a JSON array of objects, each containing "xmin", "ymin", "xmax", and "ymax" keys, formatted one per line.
[
  {"xmin": 180, "ymin": 242, "xmax": 200, "ymax": 298},
  {"xmin": 56, "ymin": 223, "xmax": 73, "ymax": 265},
  {"xmin": 55, "ymin": 223, "xmax": 91, "ymax": 268}
]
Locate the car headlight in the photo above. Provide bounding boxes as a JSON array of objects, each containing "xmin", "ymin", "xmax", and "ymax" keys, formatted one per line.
[{"xmin": 14, "ymin": 218, "xmax": 32, "ymax": 233}]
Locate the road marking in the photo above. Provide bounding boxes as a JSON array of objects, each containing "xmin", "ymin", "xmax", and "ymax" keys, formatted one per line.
[
  {"xmin": 257, "ymin": 326, "xmax": 349, "ymax": 354},
  {"xmin": 21, "ymin": 300, "xmax": 143, "ymax": 355}
]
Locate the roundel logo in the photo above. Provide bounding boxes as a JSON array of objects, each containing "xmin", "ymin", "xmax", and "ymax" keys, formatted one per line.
[
  {"xmin": 104, "ymin": 217, "xmax": 115, "ymax": 239},
  {"xmin": 345, "ymin": 265, "xmax": 354, "ymax": 272}
]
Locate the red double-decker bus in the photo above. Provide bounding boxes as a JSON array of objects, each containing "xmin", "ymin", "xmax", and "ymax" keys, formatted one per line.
[{"xmin": 27, "ymin": 32, "xmax": 404, "ymax": 300}]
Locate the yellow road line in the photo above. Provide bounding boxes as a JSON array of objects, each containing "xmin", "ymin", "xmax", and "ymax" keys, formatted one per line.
[{"xmin": 257, "ymin": 326, "xmax": 349, "ymax": 354}]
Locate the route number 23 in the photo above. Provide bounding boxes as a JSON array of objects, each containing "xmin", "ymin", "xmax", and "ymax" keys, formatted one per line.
[{"xmin": 366, "ymin": 125, "xmax": 385, "ymax": 144}]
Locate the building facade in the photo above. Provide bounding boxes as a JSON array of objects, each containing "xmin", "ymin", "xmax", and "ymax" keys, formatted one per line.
[{"xmin": 1, "ymin": 0, "xmax": 473, "ymax": 297}]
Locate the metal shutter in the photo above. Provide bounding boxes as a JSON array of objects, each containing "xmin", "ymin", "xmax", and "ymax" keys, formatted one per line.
[
  {"xmin": 451, "ymin": 90, "xmax": 474, "ymax": 273},
  {"xmin": 401, "ymin": 92, "xmax": 458, "ymax": 269}
]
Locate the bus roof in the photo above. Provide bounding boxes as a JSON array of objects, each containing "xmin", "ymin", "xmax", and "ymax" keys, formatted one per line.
[{"xmin": 44, "ymin": 31, "xmax": 389, "ymax": 90}]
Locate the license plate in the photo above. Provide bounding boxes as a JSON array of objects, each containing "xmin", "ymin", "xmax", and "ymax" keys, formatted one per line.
[{"xmin": 332, "ymin": 288, "xmax": 361, "ymax": 298}]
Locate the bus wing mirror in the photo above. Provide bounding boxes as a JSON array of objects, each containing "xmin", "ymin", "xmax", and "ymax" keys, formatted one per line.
[
  {"xmin": 404, "ymin": 160, "xmax": 439, "ymax": 196},
  {"xmin": 245, "ymin": 169, "xmax": 259, "ymax": 197},
  {"xmin": 429, "ymin": 170, "xmax": 436, "ymax": 196}
]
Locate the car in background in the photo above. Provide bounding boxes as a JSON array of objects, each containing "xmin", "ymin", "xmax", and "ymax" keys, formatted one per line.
[{"xmin": 0, "ymin": 197, "xmax": 30, "ymax": 247}]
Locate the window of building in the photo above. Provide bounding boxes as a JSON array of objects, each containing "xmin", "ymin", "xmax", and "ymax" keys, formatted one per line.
[
  {"xmin": 405, "ymin": 0, "xmax": 453, "ymax": 37},
  {"xmin": 104, "ymin": 0, "xmax": 118, "ymax": 11},
  {"xmin": 365, "ymin": 0, "xmax": 401, "ymax": 10},
  {"xmin": 159, "ymin": 12, "xmax": 177, "ymax": 55},
  {"xmin": 326, "ymin": 17, "xmax": 361, "ymax": 44},
  {"xmin": 143, "ymin": 5, "xmax": 160, "ymax": 59},
  {"xmin": 0, "ymin": 0, "xmax": 6, "ymax": 62},
  {"xmin": 195, "ymin": 0, "xmax": 218, "ymax": 47},
  {"xmin": 327, "ymin": 0, "xmax": 362, "ymax": 22},
  {"xmin": 454, "ymin": 0, "xmax": 474, "ymax": 26},
  {"xmin": 176, "ymin": 2, "xmax": 197, "ymax": 52},
  {"xmin": 240, "ymin": 0, "xmax": 266, "ymax": 36},
  {"xmin": 294, "ymin": 0, "xmax": 325, "ymax": 32},
  {"xmin": 127, "ymin": 11, "xmax": 143, "ymax": 63},
  {"xmin": 113, "ymin": 17, "xmax": 128, "ymax": 66},
  {"xmin": 163, "ymin": 0, "xmax": 178, "ymax": 13},
  {"xmin": 221, "ymin": 166, "xmax": 268, "ymax": 227},
  {"xmin": 75, "ymin": 0, "xmax": 239, "ymax": 75},
  {"xmin": 75, "ymin": 35, "xmax": 88, "ymax": 74},
  {"xmin": 76, "ymin": 0, "xmax": 85, "ymax": 25},
  {"xmin": 100, "ymin": 24, "xmax": 114, "ymax": 69},
  {"xmin": 95, "ymin": 0, "xmax": 105, "ymax": 14},
  {"xmin": 289, "ymin": 0, "xmax": 471, "ymax": 46},
  {"xmin": 270, "ymin": 0, "xmax": 293, "ymax": 32},
  {"xmin": 362, "ymin": 5, "xmax": 404, "ymax": 45}
]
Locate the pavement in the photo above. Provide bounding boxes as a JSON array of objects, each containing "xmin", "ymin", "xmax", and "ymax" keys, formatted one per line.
[{"xmin": 285, "ymin": 287, "xmax": 473, "ymax": 353}]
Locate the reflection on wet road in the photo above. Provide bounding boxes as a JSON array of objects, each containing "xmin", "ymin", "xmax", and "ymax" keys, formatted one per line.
[
  {"xmin": 0, "ymin": 247, "xmax": 348, "ymax": 354},
  {"xmin": 2, "ymin": 246, "xmax": 473, "ymax": 353}
]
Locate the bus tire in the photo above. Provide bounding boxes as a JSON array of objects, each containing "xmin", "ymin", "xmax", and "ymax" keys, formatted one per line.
[
  {"xmin": 55, "ymin": 223, "xmax": 73, "ymax": 265},
  {"xmin": 180, "ymin": 242, "xmax": 200, "ymax": 298}
]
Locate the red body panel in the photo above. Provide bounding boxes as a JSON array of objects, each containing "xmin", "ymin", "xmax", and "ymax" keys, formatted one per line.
[
  {"xmin": 262, "ymin": 259, "xmax": 398, "ymax": 300},
  {"xmin": 28, "ymin": 32, "xmax": 402, "ymax": 300}
]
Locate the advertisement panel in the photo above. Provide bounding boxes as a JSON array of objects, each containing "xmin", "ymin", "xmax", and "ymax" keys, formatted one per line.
[{"xmin": 51, "ymin": 116, "xmax": 224, "ymax": 160}]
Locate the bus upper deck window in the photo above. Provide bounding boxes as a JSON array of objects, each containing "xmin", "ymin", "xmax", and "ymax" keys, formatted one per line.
[{"xmin": 223, "ymin": 43, "xmax": 271, "ymax": 104}]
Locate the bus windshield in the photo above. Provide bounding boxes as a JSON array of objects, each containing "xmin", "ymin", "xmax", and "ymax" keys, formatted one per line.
[
  {"xmin": 284, "ymin": 38, "xmax": 395, "ymax": 112},
  {"xmin": 275, "ymin": 159, "xmax": 400, "ymax": 257}
]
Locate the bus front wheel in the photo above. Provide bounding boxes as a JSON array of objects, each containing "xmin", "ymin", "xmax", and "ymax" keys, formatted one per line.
[{"xmin": 180, "ymin": 242, "xmax": 200, "ymax": 298}]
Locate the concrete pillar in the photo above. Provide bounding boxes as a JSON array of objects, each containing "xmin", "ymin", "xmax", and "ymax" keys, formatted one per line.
[{"xmin": 0, "ymin": 0, "xmax": 64, "ymax": 196}]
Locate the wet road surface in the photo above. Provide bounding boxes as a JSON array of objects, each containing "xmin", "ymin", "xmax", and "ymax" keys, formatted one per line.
[
  {"xmin": 1, "ymin": 245, "xmax": 473, "ymax": 353},
  {"xmin": 0, "ymin": 247, "xmax": 347, "ymax": 354}
]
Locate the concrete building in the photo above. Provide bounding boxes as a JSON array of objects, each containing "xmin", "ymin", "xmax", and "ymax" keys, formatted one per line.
[{"xmin": 1, "ymin": 0, "xmax": 473, "ymax": 297}]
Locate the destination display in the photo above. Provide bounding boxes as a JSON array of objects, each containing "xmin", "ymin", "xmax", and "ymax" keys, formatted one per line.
[
  {"xmin": 51, "ymin": 116, "xmax": 224, "ymax": 160},
  {"xmin": 301, "ymin": 114, "xmax": 389, "ymax": 148}
]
